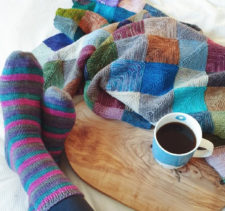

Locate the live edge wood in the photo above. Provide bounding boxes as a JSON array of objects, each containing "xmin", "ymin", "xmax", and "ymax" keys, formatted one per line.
[{"xmin": 65, "ymin": 101, "xmax": 225, "ymax": 211}]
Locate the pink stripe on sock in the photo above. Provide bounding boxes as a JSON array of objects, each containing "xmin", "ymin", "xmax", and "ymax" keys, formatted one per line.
[
  {"xmin": 43, "ymin": 131, "xmax": 68, "ymax": 139},
  {"xmin": 10, "ymin": 138, "xmax": 42, "ymax": 156},
  {"xmin": 1, "ymin": 74, "xmax": 44, "ymax": 83},
  {"xmin": 5, "ymin": 119, "xmax": 40, "ymax": 131},
  {"xmin": 43, "ymin": 107, "xmax": 75, "ymax": 118},
  {"xmin": 17, "ymin": 153, "xmax": 50, "ymax": 174},
  {"xmin": 1, "ymin": 99, "xmax": 40, "ymax": 108},
  {"xmin": 37, "ymin": 185, "xmax": 79, "ymax": 211},
  {"xmin": 10, "ymin": 138, "xmax": 42, "ymax": 169},
  {"xmin": 28, "ymin": 169, "xmax": 62, "ymax": 195}
]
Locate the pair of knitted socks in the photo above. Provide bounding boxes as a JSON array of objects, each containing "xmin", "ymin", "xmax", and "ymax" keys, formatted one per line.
[{"xmin": 0, "ymin": 51, "xmax": 92, "ymax": 210}]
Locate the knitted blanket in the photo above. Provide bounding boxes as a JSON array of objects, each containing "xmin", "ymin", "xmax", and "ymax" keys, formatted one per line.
[{"xmin": 32, "ymin": 0, "xmax": 225, "ymax": 182}]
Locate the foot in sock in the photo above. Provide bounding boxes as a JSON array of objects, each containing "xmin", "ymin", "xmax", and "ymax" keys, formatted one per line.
[
  {"xmin": 42, "ymin": 86, "xmax": 75, "ymax": 163},
  {"xmin": 0, "ymin": 51, "xmax": 92, "ymax": 211}
]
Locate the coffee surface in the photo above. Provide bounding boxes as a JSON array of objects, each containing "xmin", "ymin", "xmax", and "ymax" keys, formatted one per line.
[{"xmin": 156, "ymin": 122, "xmax": 196, "ymax": 154}]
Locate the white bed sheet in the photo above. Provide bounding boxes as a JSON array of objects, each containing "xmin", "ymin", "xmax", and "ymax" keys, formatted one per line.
[{"xmin": 0, "ymin": 0, "xmax": 225, "ymax": 210}]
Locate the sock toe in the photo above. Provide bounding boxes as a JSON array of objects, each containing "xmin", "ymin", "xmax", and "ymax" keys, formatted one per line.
[
  {"xmin": 44, "ymin": 86, "xmax": 74, "ymax": 109},
  {"xmin": 0, "ymin": 51, "xmax": 44, "ymax": 99},
  {"xmin": 2, "ymin": 51, "xmax": 42, "ymax": 73}
]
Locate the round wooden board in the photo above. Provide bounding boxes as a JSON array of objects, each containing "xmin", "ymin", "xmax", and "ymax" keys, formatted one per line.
[{"xmin": 65, "ymin": 101, "xmax": 225, "ymax": 211}]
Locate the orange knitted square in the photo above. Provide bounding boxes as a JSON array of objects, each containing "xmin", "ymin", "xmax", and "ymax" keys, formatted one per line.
[
  {"xmin": 79, "ymin": 11, "xmax": 108, "ymax": 34},
  {"xmin": 146, "ymin": 35, "xmax": 179, "ymax": 65}
]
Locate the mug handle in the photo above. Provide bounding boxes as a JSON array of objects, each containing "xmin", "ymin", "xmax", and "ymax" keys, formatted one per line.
[{"xmin": 193, "ymin": 138, "xmax": 214, "ymax": 158}]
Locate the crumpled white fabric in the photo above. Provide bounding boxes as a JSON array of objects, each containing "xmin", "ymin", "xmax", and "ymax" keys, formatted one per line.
[{"xmin": 0, "ymin": 0, "xmax": 225, "ymax": 211}]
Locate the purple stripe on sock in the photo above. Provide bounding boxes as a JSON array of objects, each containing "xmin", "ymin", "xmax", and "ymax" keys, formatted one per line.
[
  {"xmin": 11, "ymin": 144, "xmax": 45, "ymax": 169},
  {"xmin": 21, "ymin": 160, "xmax": 57, "ymax": 187},
  {"xmin": 18, "ymin": 153, "xmax": 50, "ymax": 174},
  {"xmin": 0, "ymin": 87, "xmax": 42, "ymax": 95},
  {"xmin": 31, "ymin": 174, "xmax": 70, "ymax": 199},
  {"xmin": 7, "ymin": 127, "xmax": 41, "ymax": 140},
  {"xmin": 4, "ymin": 55, "xmax": 41, "ymax": 69},
  {"xmin": 43, "ymin": 113, "xmax": 74, "ymax": 128},
  {"xmin": 28, "ymin": 169, "xmax": 62, "ymax": 195},
  {"xmin": 43, "ymin": 96, "xmax": 73, "ymax": 108},
  {"xmin": 3, "ymin": 106, "xmax": 40, "ymax": 119},
  {"xmin": 0, "ymin": 82, "xmax": 43, "ymax": 95}
]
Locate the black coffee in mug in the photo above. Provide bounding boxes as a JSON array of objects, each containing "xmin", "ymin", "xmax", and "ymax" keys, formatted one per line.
[{"xmin": 156, "ymin": 122, "xmax": 196, "ymax": 154}]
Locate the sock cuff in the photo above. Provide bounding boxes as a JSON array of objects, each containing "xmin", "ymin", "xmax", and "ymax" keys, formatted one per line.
[{"xmin": 36, "ymin": 185, "xmax": 82, "ymax": 211}]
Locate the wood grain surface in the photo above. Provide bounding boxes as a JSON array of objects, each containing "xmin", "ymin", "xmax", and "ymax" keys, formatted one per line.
[{"xmin": 65, "ymin": 101, "xmax": 225, "ymax": 211}]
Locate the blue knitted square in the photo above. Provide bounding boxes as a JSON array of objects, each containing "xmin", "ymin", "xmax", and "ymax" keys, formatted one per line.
[
  {"xmin": 54, "ymin": 16, "xmax": 78, "ymax": 41},
  {"xmin": 173, "ymin": 87, "xmax": 207, "ymax": 113},
  {"xmin": 106, "ymin": 59, "xmax": 145, "ymax": 92},
  {"xmin": 43, "ymin": 33, "xmax": 73, "ymax": 51},
  {"xmin": 140, "ymin": 62, "xmax": 178, "ymax": 96},
  {"xmin": 143, "ymin": 4, "xmax": 167, "ymax": 17},
  {"xmin": 179, "ymin": 39, "xmax": 208, "ymax": 71},
  {"xmin": 94, "ymin": 2, "xmax": 116, "ymax": 22}
]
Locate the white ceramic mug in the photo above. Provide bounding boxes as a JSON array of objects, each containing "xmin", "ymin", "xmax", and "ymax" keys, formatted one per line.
[{"xmin": 152, "ymin": 112, "xmax": 214, "ymax": 169}]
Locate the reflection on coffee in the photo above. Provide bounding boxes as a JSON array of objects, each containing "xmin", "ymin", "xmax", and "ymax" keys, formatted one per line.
[{"xmin": 156, "ymin": 122, "xmax": 196, "ymax": 154}]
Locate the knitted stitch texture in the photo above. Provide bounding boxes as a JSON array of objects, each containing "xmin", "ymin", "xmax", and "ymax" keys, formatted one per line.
[
  {"xmin": 206, "ymin": 146, "xmax": 225, "ymax": 184},
  {"xmin": 0, "ymin": 51, "xmax": 81, "ymax": 211},
  {"xmin": 31, "ymin": 0, "xmax": 225, "ymax": 182},
  {"xmin": 42, "ymin": 86, "xmax": 76, "ymax": 163}
]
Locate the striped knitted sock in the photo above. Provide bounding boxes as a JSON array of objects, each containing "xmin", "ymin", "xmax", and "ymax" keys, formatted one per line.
[
  {"xmin": 42, "ymin": 86, "xmax": 75, "ymax": 163},
  {"xmin": 0, "ymin": 51, "xmax": 82, "ymax": 211}
]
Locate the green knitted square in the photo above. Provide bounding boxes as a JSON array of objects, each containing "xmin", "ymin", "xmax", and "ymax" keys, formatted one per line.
[
  {"xmin": 211, "ymin": 111, "xmax": 225, "ymax": 138},
  {"xmin": 87, "ymin": 42, "xmax": 118, "ymax": 79},
  {"xmin": 56, "ymin": 8, "xmax": 86, "ymax": 24},
  {"xmin": 43, "ymin": 60, "xmax": 64, "ymax": 90}
]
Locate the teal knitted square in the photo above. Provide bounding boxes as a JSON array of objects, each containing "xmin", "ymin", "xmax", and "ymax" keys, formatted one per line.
[
  {"xmin": 73, "ymin": 1, "xmax": 96, "ymax": 11},
  {"xmin": 94, "ymin": 2, "xmax": 116, "ymax": 23},
  {"xmin": 54, "ymin": 16, "xmax": 78, "ymax": 40},
  {"xmin": 173, "ymin": 87, "xmax": 207, "ymax": 113}
]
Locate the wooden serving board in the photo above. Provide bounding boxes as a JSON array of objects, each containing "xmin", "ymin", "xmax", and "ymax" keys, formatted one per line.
[{"xmin": 65, "ymin": 101, "xmax": 225, "ymax": 211}]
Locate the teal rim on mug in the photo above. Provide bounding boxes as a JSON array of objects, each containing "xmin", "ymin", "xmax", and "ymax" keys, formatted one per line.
[{"xmin": 152, "ymin": 112, "xmax": 214, "ymax": 169}]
